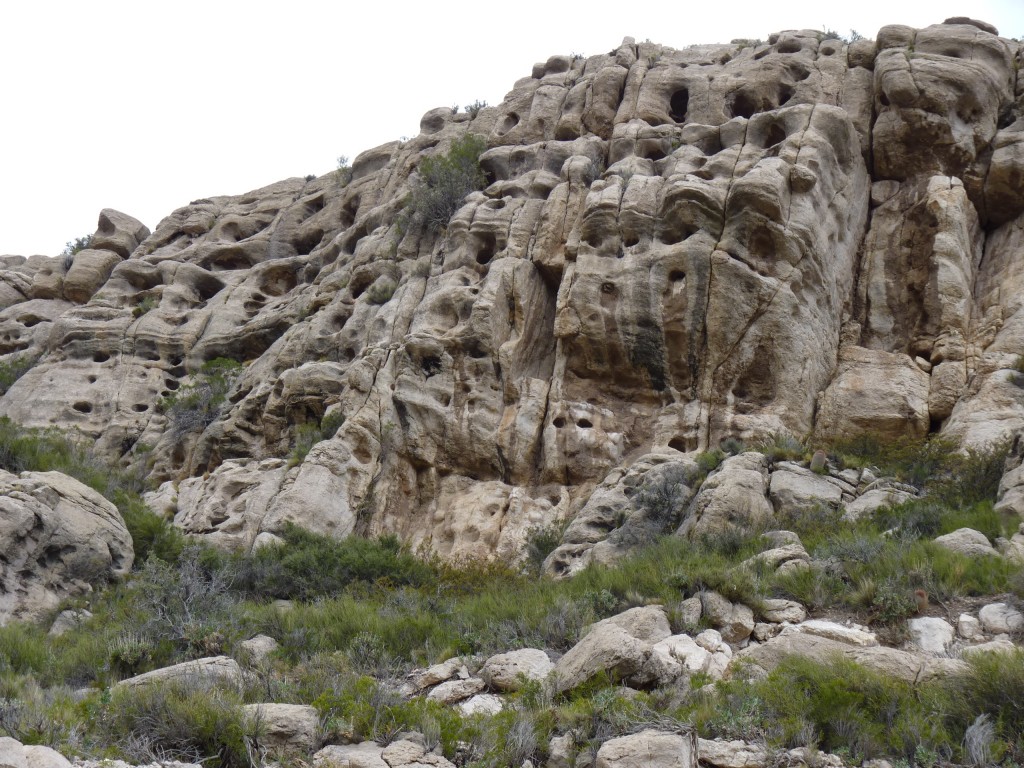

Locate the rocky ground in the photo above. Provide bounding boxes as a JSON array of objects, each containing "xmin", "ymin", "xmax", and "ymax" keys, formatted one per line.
[{"xmin": 1, "ymin": 15, "xmax": 1024, "ymax": 768}]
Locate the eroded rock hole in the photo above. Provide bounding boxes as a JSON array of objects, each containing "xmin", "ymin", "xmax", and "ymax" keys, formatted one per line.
[
  {"xmin": 879, "ymin": 93, "xmax": 891, "ymax": 107},
  {"xmin": 669, "ymin": 436, "xmax": 686, "ymax": 451},
  {"xmin": 73, "ymin": 402, "xmax": 92, "ymax": 414},
  {"xmin": 476, "ymin": 233, "xmax": 496, "ymax": 265},
  {"xmin": 553, "ymin": 417, "xmax": 566, "ymax": 428},
  {"xmin": 295, "ymin": 229, "xmax": 324, "ymax": 256},
  {"xmin": 87, "ymin": 376, "xmax": 97, "ymax": 384},
  {"xmin": 727, "ymin": 90, "xmax": 760, "ymax": 119},
  {"xmin": 93, "ymin": 352, "xmax": 110, "ymax": 363},
  {"xmin": 133, "ymin": 404, "xmax": 149, "ymax": 412},
  {"xmin": 778, "ymin": 84, "xmax": 795, "ymax": 106},
  {"xmin": 669, "ymin": 270, "xmax": 686, "ymax": 281},
  {"xmin": 767, "ymin": 122, "xmax": 787, "ymax": 147},
  {"xmin": 624, "ymin": 234, "xmax": 639, "ymax": 247},
  {"xmin": 577, "ymin": 418, "xmax": 593, "ymax": 429},
  {"xmin": 165, "ymin": 379, "xmax": 180, "ymax": 390},
  {"xmin": 497, "ymin": 112, "xmax": 520, "ymax": 135},
  {"xmin": 422, "ymin": 356, "xmax": 442, "ymax": 377},
  {"xmin": 669, "ymin": 88, "xmax": 689, "ymax": 122},
  {"xmin": 169, "ymin": 366, "xmax": 187, "ymax": 378}
]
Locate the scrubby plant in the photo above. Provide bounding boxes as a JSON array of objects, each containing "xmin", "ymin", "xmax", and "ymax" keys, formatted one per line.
[
  {"xmin": 287, "ymin": 410, "xmax": 346, "ymax": 466},
  {"xmin": 160, "ymin": 357, "xmax": 243, "ymax": 437},
  {"xmin": 95, "ymin": 680, "xmax": 256, "ymax": 768},
  {"xmin": 0, "ymin": 355, "xmax": 36, "ymax": 396},
  {"xmin": 60, "ymin": 234, "xmax": 92, "ymax": 260},
  {"xmin": 365, "ymin": 278, "xmax": 397, "ymax": 305},
  {"xmin": 404, "ymin": 134, "xmax": 488, "ymax": 233},
  {"xmin": 464, "ymin": 99, "xmax": 488, "ymax": 118}
]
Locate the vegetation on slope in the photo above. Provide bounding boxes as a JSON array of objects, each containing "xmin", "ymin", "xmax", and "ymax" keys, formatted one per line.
[{"xmin": 0, "ymin": 430, "xmax": 1022, "ymax": 765}]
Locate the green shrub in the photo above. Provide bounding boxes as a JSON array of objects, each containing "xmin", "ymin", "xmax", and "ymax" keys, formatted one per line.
[
  {"xmin": 227, "ymin": 525, "xmax": 435, "ymax": 601},
  {"xmin": 524, "ymin": 519, "xmax": 567, "ymax": 572},
  {"xmin": 0, "ymin": 355, "xmax": 36, "ymax": 396},
  {"xmin": 405, "ymin": 134, "xmax": 488, "ymax": 232},
  {"xmin": 365, "ymin": 279, "xmax": 397, "ymax": 305},
  {"xmin": 160, "ymin": 357, "xmax": 243, "ymax": 437},
  {"xmin": 97, "ymin": 681, "xmax": 254, "ymax": 768},
  {"xmin": 60, "ymin": 234, "xmax": 92, "ymax": 260},
  {"xmin": 287, "ymin": 411, "xmax": 346, "ymax": 467}
]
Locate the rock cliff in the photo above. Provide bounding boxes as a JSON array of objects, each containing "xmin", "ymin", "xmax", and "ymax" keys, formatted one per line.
[{"xmin": 1, "ymin": 18, "xmax": 1023, "ymax": 559}]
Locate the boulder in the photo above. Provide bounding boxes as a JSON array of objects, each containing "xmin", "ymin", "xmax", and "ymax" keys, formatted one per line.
[
  {"xmin": 794, "ymin": 620, "xmax": 878, "ymax": 647},
  {"xmin": 958, "ymin": 613, "xmax": 983, "ymax": 640},
  {"xmin": 48, "ymin": 609, "xmax": 92, "ymax": 637},
  {"xmin": 699, "ymin": 592, "xmax": 754, "ymax": 644},
  {"xmin": 934, "ymin": 528, "xmax": 999, "ymax": 557},
  {"xmin": 595, "ymin": 729, "xmax": 696, "ymax": 768},
  {"xmin": 239, "ymin": 634, "xmax": 279, "ymax": 665},
  {"xmin": 480, "ymin": 648, "xmax": 553, "ymax": 691},
  {"xmin": 243, "ymin": 703, "xmax": 320, "ymax": 753},
  {"xmin": 978, "ymin": 602, "xmax": 1024, "ymax": 634},
  {"xmin": 758, "ymin": 599, "xmax": 807, "ymax": 625},
  {"xmin": 553, "ymin": 623, "xmax": 652, "ymax": 693},
  {"xmin": 458, "ymin": 693, "xmax": 504, "ymax": 716},
  {"xmin": 315, "ymin": 742, "xmax": 388, "ymax": 768},
  {"xmin": 116, "ymin": 656, "xmax": 242, "ymax": 691},
  {"xmin": 907, "ymin": 617, "xmax": 955, "ymax": 655},
  {"xmin": 22, "ymin": 746, "xmax": 71, "ymax": 768},
  {"xmin": 768, "ymin": 467, "xmax": 842, "ymax": 513},
  {"xmin": 426, "ymin": 677, "xmax": 486, "ymax": 704},
  {"xmin": 740, "ymin": 630, "xmax": 966, "ymax": 682},
  {"xmin": 696, "ymin": 739, "xmax": 767, "ymax": 768},
  {"xmin": 0, "ymin": 739, "xmax": 28, "ymax": 768},
  {"xmin": 0, "ymin": 470, "xmax": 133, "ymax": 624},
  {"xmin": 842, "ymin": 487, "xmax": 916, "ymax": 520},
  {"xmin": 678, "ymin": 454, "xmax": 773, "ymax": 538}
]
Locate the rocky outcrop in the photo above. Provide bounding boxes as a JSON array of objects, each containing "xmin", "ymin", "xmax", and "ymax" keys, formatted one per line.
[
  {"xmin": 0, "ymin": 470, "xmax": 133, "ymax": 624},
  {"xmin": 0, "ymin": 21, "xmax": 1018, "ymax": 564}
]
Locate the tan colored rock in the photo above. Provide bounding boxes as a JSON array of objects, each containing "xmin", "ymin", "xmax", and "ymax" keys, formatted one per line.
[
  {"xmin": 243, "ymin": 703, "xmax": 320, "ymax": 753},
  {"xmin": 740, "ymin": 630, "xmax": 966, "ymax": 682},
  {"xmin": 0, "ymin": 738, "xmax": 28, "ymax": 768},
  {"xmin": 22, "ymin": 746, "xmax": 71, "ymax": 768},
  {"xmin": 595, "ymin": 729, "xmax": 696, "ymax": 768},
  {"xmin": 48, "ymin": 608, "xmax": 92, "ymax": 637},
  {"xmin": 678, "ymin": 454, "xmax": 772, "ymax": 538},
  {"xmin": 116, "ymin": 656, "xmax": 242, "ymax": 691},
  {"xmin": 978, "ymin": 602, "xmax": 1024, "ymax": 634},
  {"xmin": 794, "ymin": 620, "xmax": 878, "ymax": 647},
  {"xmin": 315, "ymin": 742, "xmax": 388, "ymax": 768},
  {"xmin": 842, "ymin": 487, "xmax": 916, "ymax": 520},
  {"xmin": 758, "ymin": 599, "xmax": 806, "ymax": 624},
  {"xmin": 696, "ymin": 739, "xmax": 767, "ymax": 768},
  {"xmin": 768, "ymin": 466, "xmax": 842, "ymax": 513},
  {"xmin": 426, "ymin": 677, "xmax": 486, "ymax": 704},
  {"xmin": 907, "ymin": 617, "xmax": 956, "ymax": 655},
  {"xmin": 0, "ymin": 470, "xmax": 133, "ymax": 624},
  {"xmin": 239, "ymin": 634, "xmax": 279, "ymax": 665},
  {"xmin": 815, "ymin": 347, "xmax": 930, "ymax": 441},
  {"xmin": 934, "ymin": 528, "xmax": 998, "ymax": 558},
  {"xmin": 480, "ymin": 648, "xmax": 553, "ymax": 691},
  {"xmin": 699, "ymin": 592, "xmax": 754, "ymax": 644},
  {"xmin": 553, "ymin": 607, "xmax": 670, "ymax": 692},
  {"xmin": 457, "ymin": 693, "xmax": 504, "ymax": 716}
]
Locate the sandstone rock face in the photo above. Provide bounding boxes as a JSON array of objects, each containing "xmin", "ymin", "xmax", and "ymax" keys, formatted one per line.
[
  {"xmin": 0, "ymin": 24, "xmax": 1020, "ymax": 561},
  {"xmin": 0, "ymin": 470, "xmax": 133, "ymax": 624}
]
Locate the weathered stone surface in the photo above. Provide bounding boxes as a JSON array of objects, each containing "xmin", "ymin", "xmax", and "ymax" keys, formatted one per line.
[
  {"xmin": 699, "ymin": 591, "xmax": 754, "ymax": 644},
  {"xmin": 0, "ymin": 24, "xmax": 1019, "ymax": 567},
  {"xmin": 22, "ymin": 746, "xmax": 71, "ymax": 768},
  {"xmin": 243, "ymin": 703, "xmax": 320, "ymax": 753},
  {"xmin": 0, "ymin": 738, "xmax": 28, "ymax": 768},
  {"xmin": 758, "ymin": 598, "xmax": 806, "ymax": 624},
  {"xmin": 457, "ymin": 693, "xmax": 504, "ymax": 716},
  {"xmin": 794, "ymin": 620, "xmax": 878, "ymax": 647},
  {"xmin": 740, "ymin": 630, "xmax": 966, "ymax": 682},
  {"xmin": 426, "ymin": 677, "xmax": 486, "ymax": 704},
  {"xmin": 907, "ymin": 617, "xmax": 956, "ymax": 655},
  {"xmin": 978, "ymin": 602, "xmax": 1024, "ymax": 634},
  {"xmin": 0, "ymin": 470, "xmax": 133, "ymax": 624},
  {"xmin": 678, "ymin": 454, "xmax": 772, "ymax": 538},
  {"xmin": 48, "ymin": 608, "xmax": 92, "ymax": 637},
  {"xmin": 480, "ymin": 648, "xmax": 553, "ymax": 691},
  {"xmin": 315, "ymin": 742, "xmax": 387, "ymax": 768},
  {"xmin": 842, "ymin": 486, "xmax": 916, "ymax": 520},
  {"xmin": 934, "ymin": 528, "xmax": 998, "ymax": 557},
  {"xmin": 958, "ymin": 613, "xmax": 983, "ymax": 640},
  {"xmin": 595, "ymin": 729, "xmax": 696, "ymax": 768},
  {"xmin": 768, "ymin": 467, "xmax": 842, "ymax": 513},
  {"xmin": 239, "ymin": 634, "xmax": 279, "ymax": 665},
  {"xmin": 116, "ymin": 656, "xmax": 242, "ymax": 690},
  {"xmin": 696, "ymin": 739, "xmax": 767, "ymax": 768}
]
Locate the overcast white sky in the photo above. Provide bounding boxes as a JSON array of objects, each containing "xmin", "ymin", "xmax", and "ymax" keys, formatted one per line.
[{"xmin": 2, "ymin": 1, "xmax": 1022, "ymax": 256}]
